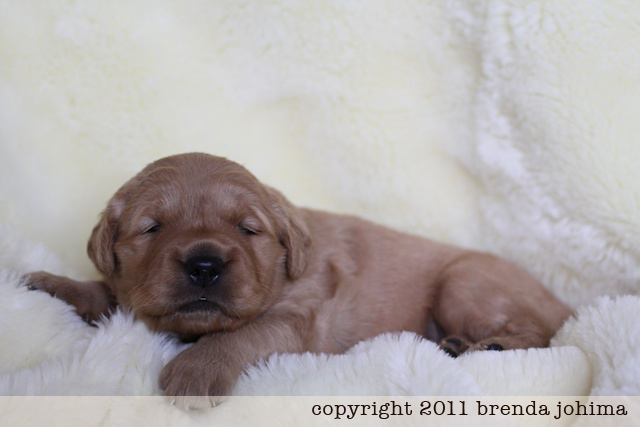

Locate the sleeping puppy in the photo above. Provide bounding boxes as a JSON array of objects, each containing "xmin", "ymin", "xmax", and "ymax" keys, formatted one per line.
[{"xmin": 27, "ymin": 153, "xmax": 572, "ymax": 408}]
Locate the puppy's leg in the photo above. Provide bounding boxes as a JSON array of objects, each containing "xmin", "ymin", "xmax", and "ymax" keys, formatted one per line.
[
  {"xmin": 432, "ymin": 253, "xmax": 572, "ymax": 357},
  {"xmin": 464, "ymin": 318, "xmax": 555, "ymax": 353},
  {"xmin": 438, "ymin": 319, "xmax": 551, "ymax": 357},
  {"xmin": 25, "ymin": 271, "xmax": 116, "ymax": 324},
  {"xmin": 160, "ymin": 309, "xmax": 313, "ymax": 409}
]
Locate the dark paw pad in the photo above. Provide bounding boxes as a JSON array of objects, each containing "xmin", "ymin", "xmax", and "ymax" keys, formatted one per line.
[
  {"xmin": 442, "ymin": 347, "xmax": 459, "ymax": 358},
  {"xmin": 485, "ymin": 343, "xmax": 504, "ymax": 351},
  {"xmin": 438, "ymin": 335, "xmax": 470, "ymax": 358}
]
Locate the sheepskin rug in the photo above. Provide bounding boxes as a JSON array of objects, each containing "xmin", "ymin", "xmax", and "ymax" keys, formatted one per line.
[{"xmin": 1, "ymin": 0, "xmax": 639, "ymax": 425}]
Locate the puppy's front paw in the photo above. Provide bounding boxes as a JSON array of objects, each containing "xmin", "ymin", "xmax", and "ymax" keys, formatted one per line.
[
  {"xmin": 159, "ymin": 349, "xmax": 235, "ymax": 410},
  {"xmin": 25, "ymin": 271, "xmax": 65, "ymax": 294},
  {"xmin": 24, "ymin": 271, "xmax": 113, "ymax": 324}
]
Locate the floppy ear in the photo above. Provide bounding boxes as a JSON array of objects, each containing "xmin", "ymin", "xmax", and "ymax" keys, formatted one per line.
[
  {"xmin": 85, "ymin": 159, "xmax": 178, "ymax": 277},
  {"xmin": 268, "ymin": 188, "xmax": 312, "ymax": 280},
  {"xmin": 87, "ymin": 195, "xmax": 125, "ymax": 278}
]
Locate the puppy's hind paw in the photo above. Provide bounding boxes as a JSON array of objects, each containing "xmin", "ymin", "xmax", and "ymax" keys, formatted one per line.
[
  {"xmin": 484, "ymin": 343, "xmax": 504, "ymax": 351},
  {"xmin": 438, "ymin": 336, "xmax": 471, "ymax": 358}
]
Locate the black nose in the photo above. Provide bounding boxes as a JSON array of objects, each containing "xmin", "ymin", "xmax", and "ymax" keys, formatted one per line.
[{"xmin": 184, "ymin": 256, "xmax": 223, "ymax": 287}]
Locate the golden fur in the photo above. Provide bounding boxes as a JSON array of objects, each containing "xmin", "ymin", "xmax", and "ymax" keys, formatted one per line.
[{"xmin": 28, "ymin": 153, "xmax": 572, "ymax": 409}]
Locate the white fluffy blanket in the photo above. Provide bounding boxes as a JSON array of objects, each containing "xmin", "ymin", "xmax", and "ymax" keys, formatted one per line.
[{"xmin": 1, "ymin": 0, "xmax": 639, "ymax": 424}]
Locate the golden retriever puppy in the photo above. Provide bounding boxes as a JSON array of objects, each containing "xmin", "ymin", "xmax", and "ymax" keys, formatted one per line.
[{"xmin": 27, "ymin": 153, "xmax": 572, "ymax": 408}]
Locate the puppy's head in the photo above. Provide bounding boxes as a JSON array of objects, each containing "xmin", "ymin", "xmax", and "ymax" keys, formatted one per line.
[{"xmin": 87, "ymin": 153, "xmax": 311, "ymax": 337}]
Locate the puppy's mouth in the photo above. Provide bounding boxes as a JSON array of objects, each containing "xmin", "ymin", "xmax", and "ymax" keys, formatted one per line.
[
  {"xmin": 135, "ymin": 288, "xmax": 249, "ymax": 336},
  {"xmin": 177, "ymin": 297, "xmax": 217, "ymax": 314}
]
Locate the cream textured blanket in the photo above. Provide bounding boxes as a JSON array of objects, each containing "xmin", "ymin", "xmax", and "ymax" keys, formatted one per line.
[{"xmin": 1, "ymin": 1, "xmax": 639, "ymax": 425}]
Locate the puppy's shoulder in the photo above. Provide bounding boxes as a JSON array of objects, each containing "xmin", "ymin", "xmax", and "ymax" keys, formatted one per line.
[
  {"xmin": 300, "ymin": 208, "xmax": 449, "ymax": 257},
  {"xmin": 300, "ymin": 208, "xmax": 384, "ymax": 240},
  {"xmin": 300, "ymin": 208, "xmax": 427, "ymax": 242}
]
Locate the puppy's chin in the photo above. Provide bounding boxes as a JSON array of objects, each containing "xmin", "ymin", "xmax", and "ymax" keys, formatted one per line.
[{"xmin": 137, "ymin": 301, "xmax": 252, "ymax": 337}]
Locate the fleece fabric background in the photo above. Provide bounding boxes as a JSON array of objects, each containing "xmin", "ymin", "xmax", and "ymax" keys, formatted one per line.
[{"xmin": 1, "ymin": 0, "xmax": 639, "ymax": 424}]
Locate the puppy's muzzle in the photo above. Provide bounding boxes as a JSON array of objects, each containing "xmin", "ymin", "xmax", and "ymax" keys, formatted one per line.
[{"xmin": 184, "ymin": 255, "xmax": 224, "ymax": 288}]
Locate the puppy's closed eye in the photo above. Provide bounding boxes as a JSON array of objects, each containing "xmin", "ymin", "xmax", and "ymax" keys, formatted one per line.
[
  {"xmin": 137, "ymin": 218, "xmax": 162, "ymax": 235},
  {"xmin": 236, "ymin": 217, "xmax": 263, "ymax": 236},
  {"xmin": 145, "ymin": 224, "xmax": 162, "ymax": 234},
  {"xmin": 236, "ymin": 224, "xmax": 259, "ymax": 236}
]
